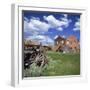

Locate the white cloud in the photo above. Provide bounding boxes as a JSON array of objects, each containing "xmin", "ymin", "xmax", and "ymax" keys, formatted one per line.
[
  {"xmin": 73, "ymin": 19, "xmax": 80, "ymax": 31},
  {"xmin": 63, "ymin": 14, "xmax": 68, "ymax": 18},
  {"xmin": 24, "ymin": 17, "xmax": 50, "ymax": 35},
  {"xmin": 24, "ymin": 14, "xmax": 71, "ymax": 35},
  {"xmin": 24, "ymin": 20, "xmax": 29, "ymax": 32},
  {"xmin": 30, "ymin": 18, "xmax": 50, "ymax": 32},
  {"xmin": 60, "ymin": 14, "xmax": 72, "ymax": 28},
  {"xmin": 44, "ymin": 14, "xmax": 71, "ymax": 30},
  {"xmin": 31, "ymin": 16, "xmax": 40, "ymax": 20},
  {"xmin": 26, "ymin": 35, "xmax": 54, "ymax": 45},
  {"xmin": 44, "ymin": 15, "xmax": 61, "ymax": 28},
  {"xmin": 24, "ymin": 20, "xmax": 39, "ymax": 35},
  {"xmin": 26, "ymin": 35, "xmax": 45, "ymax": 41},
  {"xmin": 24, "ymin": 15, "xmax": 71, "ymax": 45},
  {"xmin": 62, "ymin": 35, "xmax": 66, "ymax": 38},
  {"xmin": 57, "ymin": 27, "xmax": 63, "ymax": 31}
]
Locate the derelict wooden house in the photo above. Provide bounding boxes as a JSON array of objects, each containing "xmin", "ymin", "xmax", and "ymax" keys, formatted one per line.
[
  {"xmin": 54, "ymin": 35, "xmax": 80, "ymax": 53},
  {"xmin": 24, "ymin": 40, "xmax": 40, "ymax": 50},
  {"xmin": 55, "ymin": 36, "xmax": 65, "ymax": 46},
  {"xmin": 24, "ymin": 39, "xmax": 52, "ymax": 51},
  {"xmin": 54, "ymin": 36, "xmax": 66, "ymax": 52},
  {"xmin": 65, "ymin": 36, "xmax": 80, "ymax": 53}
]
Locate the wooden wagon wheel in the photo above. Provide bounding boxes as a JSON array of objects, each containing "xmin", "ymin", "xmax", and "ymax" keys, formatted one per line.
[{"xmin": 34, "ymin": 53, "xmax": 46, "ymax": 67}]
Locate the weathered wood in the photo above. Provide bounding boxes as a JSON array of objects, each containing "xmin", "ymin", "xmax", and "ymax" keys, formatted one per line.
[{"xmin": 24, "ymin": 45, "xmax": 48, "ymax": 69}]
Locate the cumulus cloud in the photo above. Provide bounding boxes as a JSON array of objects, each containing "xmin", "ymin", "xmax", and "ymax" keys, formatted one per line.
[
  {"xmin": 26, "ymin": 35, "xmax": 54, "ymax": 45},
  {"xmin": 62, "ymin": 35, "xmax": 66, "ymax": 38},
  {"xmin": 29, "ymin": 18, "xmax": 50, "ymax": 32},
  {"xmin": 73, "ymin": 18, "xmax": 80, "ymax": 31},
  {"xmin": 43, "ymin": 14, "xmax": 71, "ymax": 30},
  {"xmin": 24, "ymin": 14, "xmax": 72, "ymax": 46},
  {"xmin": 63, "ymin": 14, "xmax": 68, "ymax": 18},
  {"xmin": 24, "ymin": 17, "xmax": 50, "ymax": 35},
  {"xmin": 24, "ymin": 14, "xmax": 71, "ymax": 35},
  {"xmin": 57, "ymin": 27, "xmax": 63, "ymax": 31},
  {"xmin": 24, "ymin": 20, "xmax": 29, "ymax": 32},
  {"xmin": 24, "ymin": 14, "xmax": 71, "ymax": 36},
  {"xmin": 44, "ymin": 15, "xmax": 61, "ymax": 28}
]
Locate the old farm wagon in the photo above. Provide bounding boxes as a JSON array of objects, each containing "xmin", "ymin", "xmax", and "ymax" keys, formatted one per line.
[{"xmin": 24, "ymin": 40, "xmax": 48, "ymax": 69}]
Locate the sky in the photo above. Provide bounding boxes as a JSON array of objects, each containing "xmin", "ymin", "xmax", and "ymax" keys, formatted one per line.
[{"xmin": 23, "ymin": 10, "xmax": 80, "ymax": 46}]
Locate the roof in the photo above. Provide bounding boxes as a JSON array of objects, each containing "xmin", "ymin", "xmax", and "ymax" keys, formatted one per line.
[
  {"xmin": 24, "ymin": 39, "xmax": 40, "ymax": 46},
  {"xmin": 67, "ymin": 35, "xmax": 78, "ymax": 42},
  {"xmin": 54, "ymin": 36, "xmax": 65, "ymax": 41}
]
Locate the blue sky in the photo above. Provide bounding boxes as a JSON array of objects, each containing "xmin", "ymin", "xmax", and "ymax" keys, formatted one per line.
[{"xmin": 23, "ymin": 11, "xmax": 80, "ymax": 46}]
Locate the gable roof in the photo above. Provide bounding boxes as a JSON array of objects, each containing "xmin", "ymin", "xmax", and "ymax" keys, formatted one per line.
[{"xmin": 54, "ymin": 36, "xmax": 65, "ymax": 41}]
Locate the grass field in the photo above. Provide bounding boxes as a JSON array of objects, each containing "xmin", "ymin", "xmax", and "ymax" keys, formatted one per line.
[
  {"xmin": 24, "ymin": 51, "xmax": 80, "ymax": 77},
  {"xmin": 42, "ymin": 51, "xmax": 80, "ymax": 76}
]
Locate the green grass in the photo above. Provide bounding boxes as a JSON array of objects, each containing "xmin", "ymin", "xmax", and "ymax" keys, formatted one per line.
[
  {"xmin": 24, "ymin": 51, "xmax": 80, "ymax": 77},
  {"xmin": 42, "ymin": 51, "xmax": 80, "ymax": 76}
]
